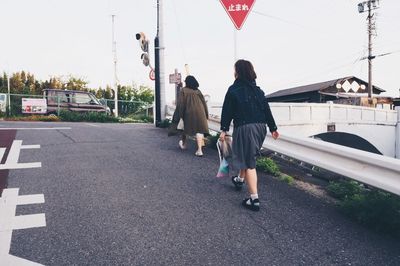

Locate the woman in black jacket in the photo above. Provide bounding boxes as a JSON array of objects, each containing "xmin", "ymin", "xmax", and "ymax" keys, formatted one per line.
[{"xmin": 219, "ymin": 59, "xmax": 279, "ymax": 211}]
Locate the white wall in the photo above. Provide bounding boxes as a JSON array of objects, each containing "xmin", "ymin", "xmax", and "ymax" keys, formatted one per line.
[{"xmin": 270, "ymin": 103, "xmax": 398, "ymax": 158}]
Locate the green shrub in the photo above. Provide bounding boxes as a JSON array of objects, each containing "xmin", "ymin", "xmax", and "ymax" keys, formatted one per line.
[
  {"xmin": 158, "ymin": 118, "xmax": 171, "ymax": 128},
  {"xmin": 59, "ymin": 110, "xmax": 118, "ymax": 123},
  {"xmin": 5, "ymin": 115, "xmax": 60, "ymax": 122},
  {"xmin": 256, "ymin": 157, "xmax": 280, "ymax": 176},
  {"xmin": 327, "ymin": 180, "xmax": 363, "ymax": 200},
  {"xmin": 207, "ymin": 133, "xmax": 220, "ymax": 149},
  {"xmin": 119, "ymin": 115, "xmax": 153, "ymax": 123},
  {"xmin": 279, "ymin": 174, "xmax": 295, "ymax": 185},
  {"xmin": 328, "ymin": 180, "xmax": 400, "ymax": 236}
]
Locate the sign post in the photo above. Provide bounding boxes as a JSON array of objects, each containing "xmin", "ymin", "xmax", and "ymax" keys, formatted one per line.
[
  {"xmin": 220, "ymin": 0, "xmax": 256, "ymax": 61},
  {"xmin": 169, "ymin": 69, "xmax": 182, "ymax": 104}
]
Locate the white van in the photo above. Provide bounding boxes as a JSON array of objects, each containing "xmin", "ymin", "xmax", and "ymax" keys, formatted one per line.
[{"xmin": 0, "ymin": 93, "xmax": 7, "ymax": 113}]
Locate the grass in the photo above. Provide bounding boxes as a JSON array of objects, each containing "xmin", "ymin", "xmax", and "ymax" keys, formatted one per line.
[
  {"xmin": 327, "ymin": 180, "xmax": 400, "ymax": 236},
  {"xmin": 5, "ymin": 115, "xmax": 60, "ymax": 122},
  {"xmin": 278, "ymin": 173, "xmax": 295, "ymax": 185},
  {"xmin": 256, "ymin": 157, "xmax": 280, "ymax": 177},
  {"xmin": 58, "ymin": 110, "xmax": 119, "ymax": 123},
  {"xmin": 119, "ymin": 114, "xmax": 153, "ymax": 123}
]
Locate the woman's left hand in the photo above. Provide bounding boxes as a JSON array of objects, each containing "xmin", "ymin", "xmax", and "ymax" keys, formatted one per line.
[{"xmin": 271, "ymin": 131, "xmax": 279, "ymax": 140}]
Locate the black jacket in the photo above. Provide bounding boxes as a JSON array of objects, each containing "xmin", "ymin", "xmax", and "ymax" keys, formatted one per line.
[{"xmin": 220, "ymin": 79, "xmax": 277, "ymax": 132}]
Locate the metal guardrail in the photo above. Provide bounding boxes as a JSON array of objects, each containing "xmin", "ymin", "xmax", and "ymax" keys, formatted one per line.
[{"xmin": 167, "ymin": 104, "xmax": 400, "ymax": 196}]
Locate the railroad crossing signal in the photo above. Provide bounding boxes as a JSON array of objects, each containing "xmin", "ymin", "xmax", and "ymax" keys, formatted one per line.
[{"xmin": 136, "ymin": 32, "xmax": 151, "ymax": 67}]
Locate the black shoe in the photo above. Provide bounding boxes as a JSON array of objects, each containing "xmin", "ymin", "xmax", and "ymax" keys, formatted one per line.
[
  {"xmin": 242, "ymin": 198, "xmax": 260, "ymax": 211},
  {"xmin": 231, "ymin": 176, "xmax": 244, "ymax": 190}
]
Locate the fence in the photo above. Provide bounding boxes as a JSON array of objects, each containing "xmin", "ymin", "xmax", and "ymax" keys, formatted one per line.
[{"xmin": 0, "ymin": 93, "xmax": 152, "ymax": 118}]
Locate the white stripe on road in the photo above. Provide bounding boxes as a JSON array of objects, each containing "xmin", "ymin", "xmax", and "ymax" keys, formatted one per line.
[
  {"xmin": 0, "ymin": 127, "xmax": 71, "ymax": 130},
  {"xmin": 16, "ymin": 194, "xmax": 45, "ymax": 205},
  {"xmin": 11, "ymin": 214, "xmax": 46, "ymax": 230},
  {"xmin": 85, "ymin": 123, "xmax": 99, "ymax": 127},
  {"xmin": 5, "ymin": 140, "xmax": 23, "ymax": 165},
  {"xmin": 0, "ymin": 140, "xmax": 42, "ymax": 170},
  {"xmin": 0, "ymin": 148, "xmax": 5, "ymax": 162},
  {"xmin": 0, "ymin": 189, "xmax": 46, "ymax": 265},
  {"xmin": 0, "ymin": 162, "xmax": 41, "ymax": 170},
  {"xmin": 20, "ymin": 145, "xmax": 41, "ymax": 150}
]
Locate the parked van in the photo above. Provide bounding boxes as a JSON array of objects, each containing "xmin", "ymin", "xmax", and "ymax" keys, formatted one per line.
[{"xmin": 43, "ymin": 89, "xmax": 110, "ymax": 115}]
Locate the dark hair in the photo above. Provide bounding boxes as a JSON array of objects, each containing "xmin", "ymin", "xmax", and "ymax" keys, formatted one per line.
[
  {"xmin": 185, "ymin": 75, "xmax": 199, "ymax": 90},
  {"xmin": 234, "ymin": 59, "xmax": 257, "ymax": 82}
]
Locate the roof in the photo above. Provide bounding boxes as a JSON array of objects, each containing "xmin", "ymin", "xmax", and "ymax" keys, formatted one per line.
[
  {"xmin": 267, "ymin": 76, "xmax": 385, "ymax": 98},
  {"xmin": 43, "ymin": 89, "xmax": 92, "ymax": 94}
]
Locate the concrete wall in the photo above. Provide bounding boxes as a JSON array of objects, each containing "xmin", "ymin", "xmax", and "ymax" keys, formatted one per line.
[{"xmin": 270, "ymin": 103, "xmax": 398, "ymax": 158}]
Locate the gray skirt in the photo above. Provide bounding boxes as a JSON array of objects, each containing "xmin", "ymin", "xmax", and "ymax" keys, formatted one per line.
[{"xmin": 231, "ymin": 123, "xmax": 267, "ymax": 171}]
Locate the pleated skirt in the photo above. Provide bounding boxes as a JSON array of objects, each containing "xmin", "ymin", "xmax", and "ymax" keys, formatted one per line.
[{"xmin": 231, "ymin": 123, "xmax": 267, "ymax": 171}]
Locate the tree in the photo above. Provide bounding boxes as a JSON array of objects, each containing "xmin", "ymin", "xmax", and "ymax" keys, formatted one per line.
[
  {"xmin": 105, "ymin": 85, "xmax": 113, "ymax": 99},
  {"xmin": 10, "ymin": 72, "xmax": 24, "ymax": 94},
  {"xmin": 0, "ymin": 72, "xmax": 8, "ymax": 93},
  {"xmin": 132, "ymin": 85, "xmax": 154, "ymax": 104},
  {"xmin": 48, "ymin": 76, "xmax": 64, "ymax": 89},
  {"xmin": 65, "ymin": 76, "xmax": 89, "ymax": 91}
]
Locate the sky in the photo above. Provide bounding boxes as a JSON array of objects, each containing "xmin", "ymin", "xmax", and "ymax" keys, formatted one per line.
[{"xmin": 1, "ymin": 0, "xmax": 399, "ymax": 103}]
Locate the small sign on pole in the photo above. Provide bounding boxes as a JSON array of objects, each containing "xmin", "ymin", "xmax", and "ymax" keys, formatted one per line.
[
  {"xmin": 169, "ymin": 73, "xmax": 182, "ymax": 84},
  {"xmin": 220, "ymin": 0, "xmax": 256, "ymax": 30},
  {"xmin": 149, "ymin": 69, "xmax": 155, "ymax": 81}
]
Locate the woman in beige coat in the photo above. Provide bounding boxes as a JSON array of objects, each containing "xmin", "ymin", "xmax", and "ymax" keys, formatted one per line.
[{"xmin": 176, "ymin": 75, "xmax": 209, "ymax": 156}]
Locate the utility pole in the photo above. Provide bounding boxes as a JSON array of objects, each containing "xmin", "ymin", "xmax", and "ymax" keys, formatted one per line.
[
  {"xmin": 154, "ymin": 0, "xmax": 166, "ymax": 125},
  {"xmin": 358, "ymin": 0, "xmax": 380, "ymax": 100},
  {"xmin": 7, "ymin": 72, "xmax": 10, "ymax": 116},
  {"xmin": 111, "ymin": 15, "xmax": 119, "ymax": 117}
]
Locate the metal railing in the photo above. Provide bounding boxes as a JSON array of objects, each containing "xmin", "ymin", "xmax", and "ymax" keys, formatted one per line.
[{"xmin": 167, "ymin": 104, "xmax": 400, "ymax": 196}]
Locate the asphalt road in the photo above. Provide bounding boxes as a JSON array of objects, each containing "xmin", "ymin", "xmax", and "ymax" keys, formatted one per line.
[{"xmin": 1, "ymin": 121, "xmax": 399, "ymax": 265}]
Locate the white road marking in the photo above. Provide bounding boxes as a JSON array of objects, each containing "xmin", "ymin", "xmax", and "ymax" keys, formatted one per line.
[
  {"xmin": 0, "ymin": 148, "xmax": 5, "ymax": 162},
  {"xmin": 85, "ymin": 123, "xmax": 99, "ymax": 127},
  {"xmin": 0, "ymin": 127, "xmax": 71, "ymax": 130},
  {"xmin": 0, "ymin": 188, "xmax": 46, "ymax": 265},
  {"xmin": 0, "ymin": 140, "xmax": 41, "ymax": 170}
]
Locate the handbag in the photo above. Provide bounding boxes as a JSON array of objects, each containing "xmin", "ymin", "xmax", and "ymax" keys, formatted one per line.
[{"xmin": 177, "ymin": 118, "xmax": 184, "ymax": 130}]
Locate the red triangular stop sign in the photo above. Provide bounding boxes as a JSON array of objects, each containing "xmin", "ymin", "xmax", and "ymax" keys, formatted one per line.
[{"xmin": 220, "ymin": 0, "xmax": 256, "ymax": 30}]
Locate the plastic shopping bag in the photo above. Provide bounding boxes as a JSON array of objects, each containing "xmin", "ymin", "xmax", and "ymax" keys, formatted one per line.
[{"xmin": 216, "ymin": 137, "xmax": 232, "ymax": 178}]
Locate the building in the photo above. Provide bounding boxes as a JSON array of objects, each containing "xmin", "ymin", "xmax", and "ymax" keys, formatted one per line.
[{"xmin": 267, "ymin": 76, "xmax": 394, "ymax": 109}]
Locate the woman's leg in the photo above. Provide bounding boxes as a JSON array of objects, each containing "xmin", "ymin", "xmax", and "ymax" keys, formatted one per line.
[
  {"xmin": 239, "ymin": 169, "xmax": 246, "ymax": 180},
  {"xmin": 179, "ymin": 134, "xmax": 187, "ymax": 150},
  {"xmin": 245, "ymin": 168, "xmax": 258, "ymax": 195},
  {"xmin": 243, "ymin": 168, "xmax": 260, "ymax": 211},
  {"xmin": 196, "ymin": 133, "xmax": 204, "ymax": 153}
]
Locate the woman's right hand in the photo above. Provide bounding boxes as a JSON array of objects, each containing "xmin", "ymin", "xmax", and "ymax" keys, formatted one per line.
[{"xmin": 219, "ymin": 131, "xmax": 226, "ymax": 142}]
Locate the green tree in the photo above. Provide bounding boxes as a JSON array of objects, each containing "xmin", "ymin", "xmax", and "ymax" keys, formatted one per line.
[
  {"xmin": 132, "ymin": 85, "xmax": 154, "ymax": 104},
  {"xmin": 10, "ymin": 72, "xmax": 24, "ymax": 94},
  {"xmin": 105, "ymin": 85, "xmax": 113, "ymax": 99},
  {"xmin": 48, "ymin": 76, "xmax": 64, "ymax": 89},
  {"xmin": 95, "ymin": 87, "xmax": 104, "ymax": 99},
  {"xmin": 65, "ymin": 76, "xmax": 88, "ymax": 91},
  {"xmin": 0, "ymin": 72, "xmax": 8, "ymax": 93}
]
